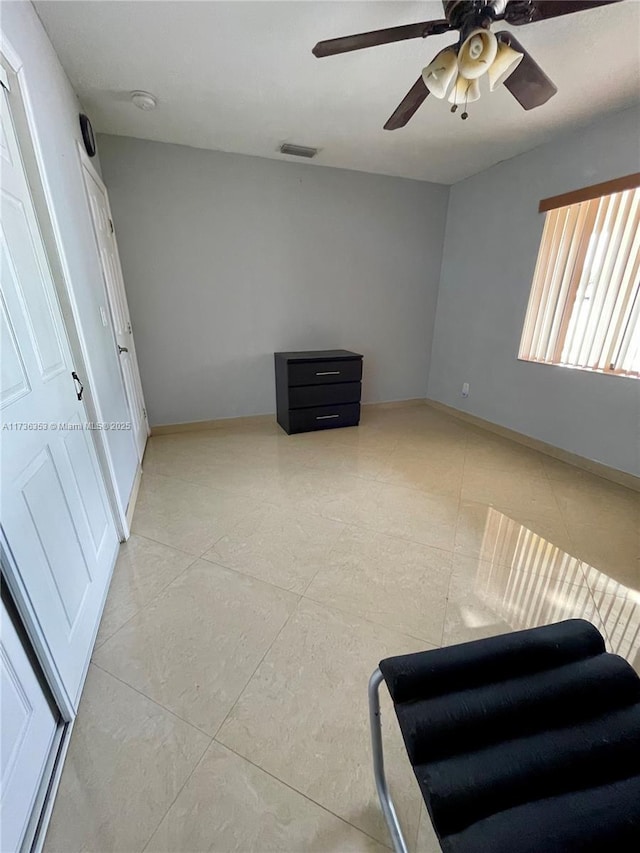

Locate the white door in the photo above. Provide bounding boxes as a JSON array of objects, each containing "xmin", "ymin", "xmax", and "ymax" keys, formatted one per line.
[
  {"xmin": 80, "ymin": 159, "xmax": 149, "ymax": 460},
  {"xmin": 0, "ymin": 598, "xmax": 59, "ymax": 853},
  {"xmin": 0, "ymin": 86, "xmax": 118, "ymax": 706}
]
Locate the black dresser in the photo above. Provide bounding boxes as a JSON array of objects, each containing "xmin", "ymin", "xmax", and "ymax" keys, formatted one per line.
[{"xmin": 274, "ymin": 350, "xmax": 363, "ymax": 434}]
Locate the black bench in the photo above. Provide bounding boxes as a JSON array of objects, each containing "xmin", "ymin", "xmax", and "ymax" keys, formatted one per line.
[{"xmin": 368, "ymin": 619, "xmax": 640, "ymax": 852}]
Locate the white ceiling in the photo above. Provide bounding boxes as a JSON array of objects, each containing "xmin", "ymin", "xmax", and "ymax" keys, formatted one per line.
[{"xmin": 35, "ymin": 0, "xmax": 640, "ymax": 184}]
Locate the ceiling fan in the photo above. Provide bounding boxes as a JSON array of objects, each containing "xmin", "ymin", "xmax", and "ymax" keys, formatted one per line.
[{"xmin": 312, "ymin": 1, "xmax": 623, "ymax": 127}]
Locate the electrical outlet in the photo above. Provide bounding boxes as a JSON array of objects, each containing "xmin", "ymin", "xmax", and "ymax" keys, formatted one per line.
[{"xmin": 461, "ymin": 382, "xmax": 470, "ymax": 398}]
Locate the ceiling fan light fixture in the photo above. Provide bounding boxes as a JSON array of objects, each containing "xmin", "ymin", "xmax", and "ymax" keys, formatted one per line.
[
  {"xmin": 421, "ymin": 47, "xmax": 458, "ymax": 99},
  {"xmin": 488, "ymin": 40, "xmax": 524, "ymax": 91},
  {"xmin": 457, "ymin": 28, "xmax": 498, "ymax": 80},
  {"xmin": 447, "ymin": 74, "xmax": 481, "ymax": 106}
]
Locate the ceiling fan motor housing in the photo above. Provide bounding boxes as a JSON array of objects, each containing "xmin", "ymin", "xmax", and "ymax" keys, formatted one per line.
[{"xmin": 443, "ymin": 0, "xmax": 510, "ymax": 34}]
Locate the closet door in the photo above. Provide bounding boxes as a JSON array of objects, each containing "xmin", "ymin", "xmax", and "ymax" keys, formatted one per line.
[
  {"xmin": 1, "ymin": 598, "xmax": 59, "ymax": 852},
  {"xmin": 0, "ymin": 84, "xmax": 118, "ymax": 706},
  {"xmin": 81, "ymin": 158, "xmax": 149, "ymax": 462}
]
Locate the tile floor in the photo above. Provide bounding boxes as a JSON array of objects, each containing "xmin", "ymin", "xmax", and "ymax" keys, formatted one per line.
[{"xmin": 44, "ymin": 403, "xmax": 640, "ymax": 853}]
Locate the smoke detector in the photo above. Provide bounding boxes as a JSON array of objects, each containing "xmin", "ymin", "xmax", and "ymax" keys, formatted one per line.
[{"xmin": 131, "ymin": 91, "xmax": 157, "ymax": 111}]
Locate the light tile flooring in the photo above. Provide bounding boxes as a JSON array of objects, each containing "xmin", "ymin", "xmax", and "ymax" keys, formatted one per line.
[{"xmin": 45, "ymin": 404, "xmax": 640, "ymax": 853}]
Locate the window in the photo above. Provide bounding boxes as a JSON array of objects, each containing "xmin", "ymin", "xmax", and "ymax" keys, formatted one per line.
[{"xmin": 519, "ymin": 175, "xmax": 640, "ymax": 378}]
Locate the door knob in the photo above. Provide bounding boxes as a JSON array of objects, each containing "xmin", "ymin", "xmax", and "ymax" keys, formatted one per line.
[{"xmin": 117, "ymin": 345, "xmax": 129, "ymax": 354}]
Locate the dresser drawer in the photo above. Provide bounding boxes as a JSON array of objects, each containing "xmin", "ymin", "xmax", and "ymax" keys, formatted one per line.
[
  {"xmin": 288, "ymin": 403, "xmax": 360, "ymax": 433},
  {"xmin": 287, "ymin": 359, "xmax": 362, "ymax": 387},
  {"xmin": 288, "ymin": 381, "xmax": 361, "ymax": 409}
]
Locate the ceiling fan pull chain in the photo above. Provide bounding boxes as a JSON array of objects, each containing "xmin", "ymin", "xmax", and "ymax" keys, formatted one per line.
[{"xmin": 461, "ymin": 82, "xmax": 470, "ymax": 121}]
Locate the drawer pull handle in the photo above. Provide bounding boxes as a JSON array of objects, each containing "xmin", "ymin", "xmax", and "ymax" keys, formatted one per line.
[
  {"xmin": 316, "ymin": 370, "xmax": 341, "ymax": 376},
  {"xmin": 316, "ymin": 414, "xmax": 340, "ymax": 420}
]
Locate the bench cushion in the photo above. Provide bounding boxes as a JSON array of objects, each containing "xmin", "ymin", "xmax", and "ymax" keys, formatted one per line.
[{"xmin": 379, "ymin": 619, "xmax": 640, "ymax": 851}]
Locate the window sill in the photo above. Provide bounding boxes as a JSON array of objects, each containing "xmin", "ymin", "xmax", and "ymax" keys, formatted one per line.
[{"xmin": 517, "ymin": 357, "xmax": 639, "ymax": 381}]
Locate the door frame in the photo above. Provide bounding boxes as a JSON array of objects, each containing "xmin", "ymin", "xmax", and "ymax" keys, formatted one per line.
[
  {"xmin": 0, "ymin": 534, "xmax": 80, "ymax": 852},
  {"xmin": 0, "ymin": 531, "xmax": 74, "ymax": 721},
  {"xmin": 77, "ymin": 143, "xmax": 150, "ymax": 462},
  {"xmin": 0, "ymin": 582, "xmax": 70, "ymax": 853},
  {"xmin": 0, "ymin": 33, "xmax": 130, "ymax": 540}
]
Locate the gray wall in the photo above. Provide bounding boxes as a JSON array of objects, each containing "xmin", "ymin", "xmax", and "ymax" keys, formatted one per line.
[
  {"xmin": 97, "ymin": 134, "xmax": 449, "ymax": 426},
  {"xmin": 428, "ymin": 107, "xmax": 640, "ymax": 476}
]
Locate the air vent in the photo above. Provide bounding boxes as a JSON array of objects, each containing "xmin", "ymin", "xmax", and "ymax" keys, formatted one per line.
[{"xmin": 279, "ymin": 143, "xmax": 318, "ymax": 159}]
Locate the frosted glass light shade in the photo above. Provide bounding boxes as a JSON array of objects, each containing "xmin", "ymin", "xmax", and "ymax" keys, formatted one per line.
[
  {"xmin": 488, "ymin": 41, "xmax": 524, "ymax": 90},
  {"xmin": 422, "ymin": 48, "xmax": 458, "ymax": 99},
  {"xmin": 458, "ymin": 28, "xmax": 498, "ymax": 80},
  {"xmin": 448, "ymin": 74, "xmax": 481, "ymax": 105}
]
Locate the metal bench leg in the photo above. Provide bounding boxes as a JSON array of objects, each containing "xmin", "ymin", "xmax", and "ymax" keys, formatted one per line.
[{"xmin": 368, "ymin": 668, "xmax": 409, "ymax": 853}]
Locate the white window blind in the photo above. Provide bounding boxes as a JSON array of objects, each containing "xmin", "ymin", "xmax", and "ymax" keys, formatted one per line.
[{"xmin": 519, "ymin": 186, "xmax": 640, "ymax": 378}]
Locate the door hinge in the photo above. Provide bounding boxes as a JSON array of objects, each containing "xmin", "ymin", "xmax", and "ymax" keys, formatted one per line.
[
  {"xmin": 109, "ymin": 218, "xmax": 114, "ymax": 234},
  {"xmin": 127, "ymin": 321, "xmax": 132, "ymax": 334},
  {"xmin": 143, "ymin": 407, "xmax": 147, "ymax": 420}
]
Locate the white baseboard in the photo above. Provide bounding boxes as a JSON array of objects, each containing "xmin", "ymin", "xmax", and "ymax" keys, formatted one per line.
[
  {"xmin": 362, "ymin": 398, "xmax": 427, "ymax": 411},
  {"xmin": 427, "ymin": 399, "xmax": 640, "ymax": 493},
  {"xmin": 150, "ymin": 412, "xmax": 274, "ymax": 436},
  {"xmin": 149, "ymin": 399, "xmax": 428, "ymax": 436}
]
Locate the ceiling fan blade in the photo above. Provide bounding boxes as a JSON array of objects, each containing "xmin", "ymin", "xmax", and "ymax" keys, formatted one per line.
[
  {"xmin": 312, "ymin": 19, "xmax": 450, "ymax": 58},
  {"xmin": 504, "ymin": 0, "xmax": 623, "ymax": 26},
  {"xmin": 496, "ymin": 32, "xmax": 557, "ymax": 110},
  {"xmin": 384, "ymin": 77, "xmax": 430, "ymax": 130}
]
